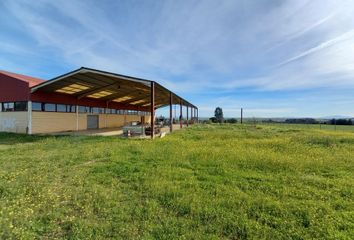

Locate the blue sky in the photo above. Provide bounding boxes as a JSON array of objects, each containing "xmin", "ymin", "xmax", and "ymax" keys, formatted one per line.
[{"xmin": 1, "ymin": 0, "xmax": 354, "ymax": 118}]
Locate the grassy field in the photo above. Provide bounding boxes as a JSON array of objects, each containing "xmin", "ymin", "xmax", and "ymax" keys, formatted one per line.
[
  {"xmin": 0, "ymin": 124, "xmax": 353, "ymax": 239},
  {"xmin": 259, "ymin": 123, "xmax": 354, "ymax": 132}
]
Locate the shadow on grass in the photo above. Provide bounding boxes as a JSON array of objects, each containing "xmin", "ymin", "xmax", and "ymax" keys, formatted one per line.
[{"xmin": 0, "ymin": 131, "xmax": 134, "ymax": 146}]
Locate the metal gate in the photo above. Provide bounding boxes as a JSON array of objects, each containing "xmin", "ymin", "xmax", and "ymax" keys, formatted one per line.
[{"xmin": 87, "ymin": 115, "xmax": 99, "ymax": 129}]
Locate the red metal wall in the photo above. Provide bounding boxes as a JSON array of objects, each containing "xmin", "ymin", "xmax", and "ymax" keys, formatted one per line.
[{"xmin": 0, "ymin": 73, "xmax": 30, "ymax": 102}]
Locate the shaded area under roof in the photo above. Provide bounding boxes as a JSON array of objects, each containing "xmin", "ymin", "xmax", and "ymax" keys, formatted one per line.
[{"xmin": 31, "ymin": 67, "xmax": 197, "ymax": 110}]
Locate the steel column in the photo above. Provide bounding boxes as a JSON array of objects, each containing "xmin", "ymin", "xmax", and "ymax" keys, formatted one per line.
[
  {"xmin": 169, "ymin": 92, "xmax": 173, "ymax": 132},
  {"xmin": 76, "ymin": 103, "xmax": 79, "ymax": 131},
  {"xmin": 150, "ymin": 81, "xmax": 155, "ymax": 139},
  {"xmin": 180, "ymin": 101, "xmax": 183, "ymax": 129},
  {"xmin": 191, "ymin": 107, "xmax": 193, "ymax": 124},
  {"xmin": 194, "ymin": 108, "xmax": 197, "ymax": 123},
  {"xmin": 197, "ymin": 108, "xmax": 199, "ymax": 123}
]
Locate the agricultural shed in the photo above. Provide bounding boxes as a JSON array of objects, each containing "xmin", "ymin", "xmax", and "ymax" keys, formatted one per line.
[{"xmin": 0, "ymin": 67, "xmax": 198, "ymax": 138}]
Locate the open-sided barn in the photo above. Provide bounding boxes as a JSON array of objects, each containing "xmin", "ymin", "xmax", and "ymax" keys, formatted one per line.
[{"xmin": 0, "ymin": 67, "xmax": 198, "ymax": 138}]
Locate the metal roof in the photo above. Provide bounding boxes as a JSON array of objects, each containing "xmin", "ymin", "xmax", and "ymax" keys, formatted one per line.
[
  {"xmin": 0, "ymin": 70, "xmax": 44, "ymax": 87},
  {"xmin": 31, "ymin": 67, "xmax": 196, "ymax": 109}
]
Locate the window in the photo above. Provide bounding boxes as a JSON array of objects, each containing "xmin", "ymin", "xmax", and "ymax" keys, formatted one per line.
[
  {"xmin": 57, "ymin": 104, "xmax": 66, "ymax": 112},
  {"xmin": 1, "ymin": 102, "xmax": 27, "ymax": 111},
  {"xmin": 90, "ymin": 107, "xmax": 98, "ymax": 114},
  {"xmin": 32, "ymin": 102, "xmax": 42, "ymax": 111},
  {"xmin": 44, "ymin": 103, "xmax": 56, "ymax": 112},
  {"xmin": 107, "ymin": 109, "xmax": 115, "ymax": 114},
  {"xmin": 14, "ymin": 102, "xmax": 27, "ymax": 111},
  {"xmin": 2, "ymin": 102, "xmax": 14, "ymax": 111},
  {"xmin": 67, "ymin": 105, "xmax": 76, "ymax": 113},
  {"xmin": 79, "ymin": 106, "xmax": 89, "ymax": 113}
]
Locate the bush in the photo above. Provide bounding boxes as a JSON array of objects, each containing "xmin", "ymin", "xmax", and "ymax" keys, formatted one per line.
[
  {"xmin": 225, "ymin": 118, "xmax": 238, "ymax": 124},
  {"xmin": 209, "ymin": 117, "xmax": 217, "ymax": 123}
]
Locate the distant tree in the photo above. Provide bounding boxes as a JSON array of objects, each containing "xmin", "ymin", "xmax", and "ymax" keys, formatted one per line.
[
  {"xmin": 214, "ymin": 107, "xmax": 224, "ymax": 123},
  {"xmin": 330, "ymin": 118, "xmax": 353, "ymax": 125},
  {"xmin": 285, "ymin": 118, "xmax": 318, "ymax": 124},
  {"xmin": 329, "ymin": 119, "xmax": 336, "ymax": 125}
]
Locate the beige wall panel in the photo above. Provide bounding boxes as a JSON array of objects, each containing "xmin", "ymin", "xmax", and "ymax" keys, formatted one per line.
[
  {"xmin": 0, "ymin": 112, "xmax": 28, "ymax": 133},
  {"xmin": 106, "ymin": 115, "xmax": 126, "ymax": 128},
  {"xmin": 31, "ymin": 112, "xmax": 150, "ymax": 133},
  {"xmin": 32, "ymin": 112, "xmax": 77, "ymax": 134},
  {"xmin": 144, "ymin": 115, "xmax": 151, "ymax": 124},
  {"xmin": 98, "ymin": 114, "xmax": 106, "ymax": 128},
  {"xmin": 78, "ymin": 114, "xmax": 87, "ymax": 130},
  {"xmin": 126, "ymin": 115, "xmax": 141, "ymax": 123}
]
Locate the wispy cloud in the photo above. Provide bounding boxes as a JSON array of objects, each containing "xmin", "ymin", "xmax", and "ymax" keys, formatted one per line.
[
  {"xmin": 1, "ymin": 0, "xmax": 354, "ymax": 117},
  {"xmin": 277, "ymin": 29, "xmax": 354, "ymax": 67}
]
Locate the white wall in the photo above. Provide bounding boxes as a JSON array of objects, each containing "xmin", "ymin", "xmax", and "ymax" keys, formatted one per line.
[{"xmin": 0, "ymin": 112, "xmax": 28, "ymax": 133}]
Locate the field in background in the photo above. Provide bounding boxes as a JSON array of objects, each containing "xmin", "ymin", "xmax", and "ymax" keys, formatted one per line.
[
  {"xmin": 0, "ymin": 124, "xmax": 353, "ymax": 239},
  {"xmin": 238, "ymin": 120, "xmax": 354, "ymax": 132},
  {"xmin": 257, "ymin": 122, "xmax": 354, "ymax": 132}
]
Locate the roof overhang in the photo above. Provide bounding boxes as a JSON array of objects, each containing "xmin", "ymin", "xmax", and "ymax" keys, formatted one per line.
[{"xmin": 30, "ymin": 67, "xmax": 196, "ymax": 110}]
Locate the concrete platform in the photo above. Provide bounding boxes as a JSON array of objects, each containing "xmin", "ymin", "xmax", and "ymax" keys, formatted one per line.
[{"xmin": 48, "ymin": 124, "xmax": 188, "ymax": 137}]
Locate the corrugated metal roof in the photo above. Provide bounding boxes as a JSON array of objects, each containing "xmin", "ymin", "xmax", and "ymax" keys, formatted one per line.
[{"xmin": 31, "ymin": 67, "xmax": 197, "ymax": 109}]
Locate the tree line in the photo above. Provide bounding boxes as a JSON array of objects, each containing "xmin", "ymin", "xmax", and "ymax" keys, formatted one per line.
[
  {"xmin": 204, "ymin": 107, "xmax": 353, "ymax": 126},
  {"xmin": 285, "ymin": 118, "xmax": 353, "ymax": 125}
]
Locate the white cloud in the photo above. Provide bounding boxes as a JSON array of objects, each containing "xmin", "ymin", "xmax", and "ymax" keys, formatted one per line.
[
  {"xmin": 2, "ymin": 0, "xmax": 354, "ymax": 117},
  {"xmin": 3, "ymin": 0, "xmax": 354, "ymax": 93}
]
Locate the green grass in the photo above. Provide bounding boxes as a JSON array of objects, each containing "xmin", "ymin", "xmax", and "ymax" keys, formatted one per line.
[{"xmin": 0, "ymin": 124, "xmax": 353, "ymax": 239}]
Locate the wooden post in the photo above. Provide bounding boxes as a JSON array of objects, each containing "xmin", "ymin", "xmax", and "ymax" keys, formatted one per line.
[
  {"xmin": 169, "ymin": 92, "xmax": 173, "ymax": 132},
  {"xmin": 241, "ymin": 108, "xmax": 243, "ymax": 124},
  {"xmin": 150, "ymin": 81, "xmax": 155, "ymax": 139},
  {"xmin": 186, "ymin": 105, "xmax": 189, "ymax": 127},
  {"xmin": 180, "ymin": 101, "xmax": 183, "ymax": 129}
]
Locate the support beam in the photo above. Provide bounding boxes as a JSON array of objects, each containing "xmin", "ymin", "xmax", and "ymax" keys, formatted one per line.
[
  {"xmin": 191, "ymin": 107, "xmax": 193, "ymax": 123},
  {"xmin": 180, "ymin": 101, "xmax": 183, "ymax": 129},
  {"xmin": 186, "ymin": 105, "xmax": 189, "ymax": 127},
  {"xmin": 150, "ymin": 81, "xmax": 155, "ymax": 139},
  {"xmin": 197, "ymin": 108, "xmax": 199, "ymax": 123},
  {"xmin": 169, "ymin": 92, "xmax": 173, "ymax": 132},
  {"xmin": 192, "ymin": 108, "xmax": 194, "ymax": 123},
  {"xmin": 194, "ymin": 108, "xmax": 198, "ymax": 123},
  {"xmin": 76, "ymin": 102, "xmax": 79, "ymax": 131}
]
